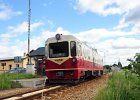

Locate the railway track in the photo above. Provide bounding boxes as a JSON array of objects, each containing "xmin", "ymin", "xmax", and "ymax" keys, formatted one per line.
[
  {"xmin": 3, "ymin": 85, "xmax": 67, "ymax": 100},
  {"xmin": 3, "ymin": 74, "xmax": 108, "ymax": 100}
]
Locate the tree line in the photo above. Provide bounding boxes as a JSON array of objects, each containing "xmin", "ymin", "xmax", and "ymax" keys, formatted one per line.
[{"xmin": 103, "ymin": 53, "xmax": 140, "ymax": 77}]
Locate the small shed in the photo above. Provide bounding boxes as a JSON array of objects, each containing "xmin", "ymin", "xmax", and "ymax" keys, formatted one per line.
[{"xmin": 30, "ymin": 47, "xmax": 45, "ymax": 76}]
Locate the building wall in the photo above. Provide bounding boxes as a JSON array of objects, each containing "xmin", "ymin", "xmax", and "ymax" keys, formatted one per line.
[
  {"xmin": 0, "ymin": 57, "xmax": 35, "ymax": 74},
  {"xmin": 22, "ymin": 57, "xmax": 35, "ymax": 67}
]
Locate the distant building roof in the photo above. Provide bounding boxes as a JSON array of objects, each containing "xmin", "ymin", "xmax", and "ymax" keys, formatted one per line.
[
  {"xmin": 30, "ymin": 47, "xmax": 45, "ymax": 57},
  {"xmin": 0, "ymin": 57, "xmax": 26, "ymax": 61}
]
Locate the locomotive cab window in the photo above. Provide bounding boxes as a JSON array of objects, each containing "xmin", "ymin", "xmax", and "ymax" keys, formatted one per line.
[
  {"xmin": 70, "ymin": 41, "xmax": 76, "ymax": 56},
  {"xmin": 49, "ymin": 42, "xmax": 69, "ymax": 58},
  {"xmin": 45, "ymin": 44, "xmax": 48, "ymax": 58}
]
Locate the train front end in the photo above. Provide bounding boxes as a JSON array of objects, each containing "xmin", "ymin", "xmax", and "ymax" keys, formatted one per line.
[{"xmin": 44, "ymin": 34, "xmax": 79, "ymax": 83}]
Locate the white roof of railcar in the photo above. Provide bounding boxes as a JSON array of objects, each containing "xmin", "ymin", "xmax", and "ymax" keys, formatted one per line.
[
  {"xmin": 45, "ymin": 34, "xmax": 99, "ymax": 52},
  {"xmin": 45, "ymin": 34, "xmax": 80, "ymax": 44},
  {"xmin": 45, "ymin": 34, "xmax": 102, "ymax": 58}
]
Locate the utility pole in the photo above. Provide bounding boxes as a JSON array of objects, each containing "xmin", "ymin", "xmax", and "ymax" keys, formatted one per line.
[
  {"xmin": 28, "ymin": 0, "xmax": 31, "ymax": 64},
  {"xmin": 26, "ymin": 0, "xmax": 34, "ymax": 75}
]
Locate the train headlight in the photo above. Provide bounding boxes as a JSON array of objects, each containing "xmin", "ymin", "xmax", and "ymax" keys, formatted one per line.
[
  {"xmin": 72, "ymin": 57, "xmax": 77, "ymax": 63},
  {"xmin": 43, "ymin": 60, "xmax": 46, "ymax": 64},
  {"xmin": 42, "ymin": 57, "xmax": 46, "ymax": 64},
  {"xmin": 55, "ymin": 34, "xmax": 61, "ymax": 40}
]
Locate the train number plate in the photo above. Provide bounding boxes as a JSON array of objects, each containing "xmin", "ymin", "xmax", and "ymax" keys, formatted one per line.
[{"xmin": 56, "ymin": 71, "xmax": 64, "ymax": 76}]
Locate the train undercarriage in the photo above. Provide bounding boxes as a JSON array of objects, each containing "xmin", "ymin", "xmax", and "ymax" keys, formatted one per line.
[{"xmin": 46, "ymin": 70, "xmax": 103, "ymax": 84}]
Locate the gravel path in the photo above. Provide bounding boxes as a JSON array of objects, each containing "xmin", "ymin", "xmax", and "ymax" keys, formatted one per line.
[
  {"xmin": 51, "ymin": 74, "xmax": 109, "ymax": 100},
  {"xmin": 0, "ymin": 88, "xmax": 36, "ymax": 99}
]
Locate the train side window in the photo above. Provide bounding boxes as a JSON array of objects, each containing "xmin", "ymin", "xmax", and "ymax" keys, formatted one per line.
[
  {"xmin": 77, "ymin": 42, "xmax": 82, "ymax": 57},
  {"xmin": 45, "ymin": 44, "xmax": 48, "ymax": 58},
  {"xmin": 70, "ymin": 41, "xmax": 76, "ymax": 57}
]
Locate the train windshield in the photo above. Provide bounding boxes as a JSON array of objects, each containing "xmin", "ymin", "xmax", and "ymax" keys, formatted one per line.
[{"xmin": 49, "ymin": 42, "xmax": 69, "ymax": 58}]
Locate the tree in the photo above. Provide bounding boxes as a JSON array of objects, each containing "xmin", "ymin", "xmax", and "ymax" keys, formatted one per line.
[
  {"xmin": 103, "ymin": 65, "xmax": 111, "ymax": 72},
  {"xmin": 127, "ymin": 64, "xmax": 132, "ymax": 70},
  {"xmin": 118, "ymin": 61, "xmax": 122, "ymax": 68},
  {"xmin": 133, "ymin": 53, "xmax": 140, "ymax": 76},
  {"xmin": 135, "ymin": 53, "xmax": 140, "ymax": 63},
  {"xmin": 127, "ymin": 53, "xmax": 140, "ymax": 76}
]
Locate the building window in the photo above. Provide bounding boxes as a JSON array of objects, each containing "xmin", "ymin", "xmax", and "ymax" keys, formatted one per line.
[
  {"xmin": 1, "ymin": 63, "xmax": 6, "ymax": 66},
  {"xmin": 9, "ymin": 65, "xmax": 12, "ymax": 70},
  {"xmin": 1, "ymin": 63, "xmax": 6, "ymax": 70},
  {"xmin": 16, "ymin": 64, "xmax": 19, "ymax": 68}
]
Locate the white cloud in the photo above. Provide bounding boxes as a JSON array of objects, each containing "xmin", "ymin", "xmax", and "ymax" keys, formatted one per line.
[
  {"xmin": 74, "ymin": 0, "xmax": 140, "ymax": 44},
  {"xmin": 0, "ymin": 33, "xmax": 11, "ymax": 38},
  {"xmin": 0, "ymin": 21, "xmax": 45, "ymax": 57},
  {"xmin": 112, "ymin": 37, "xmax": 140, "ymax": 49},
  {"xmin": 75, "ymin": 0, "xmax": 140, "ymax": 16},
  {"xmin": 115, "ymin": 6, "xmax": 140, "ymax": 33},
  {"xmin": 0, "ymin": 45, "xmax": 24, "ymax": 57},
  {"xmin": 0, "ymin": 3, "xmax": 22, "ymax": 20},
  {"xmin": 8, "ymin": 21, "xmax": 44, "ymax": 33},
  {"xmin": 104, "ymin": 48, "xmax": 140, "ymax": 66},
  {"xmin": 0, "ymin": 21, "xmax": 45, "ymax": 43},
  {"xmin": 75, "ymin": 28, "xmax": 135, "ymax": 43},
  {"xmin": 95, "ymin": 37, "xmax": 140, "ymax": 66}
]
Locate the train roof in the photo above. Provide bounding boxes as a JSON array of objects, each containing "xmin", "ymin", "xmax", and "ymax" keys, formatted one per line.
[
  {"xmin": 45, "ymin": 34, "xmax": 99, "ymax": 53},
  {"xmin": 45, "ymin": 34, "xmax": 80, "ymax": 44}
]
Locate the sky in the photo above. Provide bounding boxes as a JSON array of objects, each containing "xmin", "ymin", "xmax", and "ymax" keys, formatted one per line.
[{"xmin": 0, "ymin": 0, "xmax": 140, "ymax": 66}]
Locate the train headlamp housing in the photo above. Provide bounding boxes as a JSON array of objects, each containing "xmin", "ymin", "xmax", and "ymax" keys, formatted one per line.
[
  {"xmin": 42, "ymin": 57, "xmax": 46, "ymax": 64},
  {"xmin": 43, "ymin": 60, "xmax": 46, "ymax": 64},
  {"xmin": 55, "ymin": 34, "xmax": 61, "ymax": 40},
  {"xmin": 72, "ymin": 57, "xmax": 77, "ymax": 63}
]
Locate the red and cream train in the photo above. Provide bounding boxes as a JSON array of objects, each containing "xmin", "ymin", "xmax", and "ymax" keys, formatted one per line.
[{"xmin": 43, "ymin": 34, "xmax": 103, "ymax": 83}]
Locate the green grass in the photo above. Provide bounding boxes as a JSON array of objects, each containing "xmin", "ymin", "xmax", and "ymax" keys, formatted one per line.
[
  {"xmin": 95, "ymin": 71, "xmax": 140, "ymax": 100},
  {"xmin": 0, "ymin": 73, "xmax": 35, "ymax": 90}
]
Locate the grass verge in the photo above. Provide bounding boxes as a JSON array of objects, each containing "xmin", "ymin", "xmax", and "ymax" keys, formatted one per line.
[
  {"xmin": 95, "ymin": 71, "xmax": 140, "ymax": 100},
  {"xmin": 0, "ymin": 73, "xmax": 35, "ymax": 90}
]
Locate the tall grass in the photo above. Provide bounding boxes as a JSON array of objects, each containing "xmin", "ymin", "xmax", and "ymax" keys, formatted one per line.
[
  {"xmin": 95, "ymin": 71, "xmax": 140, "ymax": 100},
  {"xmin": 0, "ymin": 73, "xmax": 35, "ymax": 90}
]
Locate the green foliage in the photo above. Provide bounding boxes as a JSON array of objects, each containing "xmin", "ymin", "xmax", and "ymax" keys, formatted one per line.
[
  {"xmin": 133, "ymin": 53, "xmax": 140, "ymax": 76},
  {"xmin": 0, "ymin": 73, "xmax": 35, "ymax": 90},
  {"xmin": 103, "ymin": 65, "xmax": 111, "ymax": 73},
  {"xmin": 127, "ymin": 53, "xmax": 140, "ymax": 76},
  {"xmin": 95, "ymin": 71, "xmax": 140, "ymax": 100},
  {"xmin": 132, "ymin": 63, "xmax": 140, "ymax": 76},
  {"xmin": 135, "ymin": 53, "xmax": 140, "ymax": 63},
  {"xmin": 122, "ymin": 64, "xmax": 132, "ymax": 70}
]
